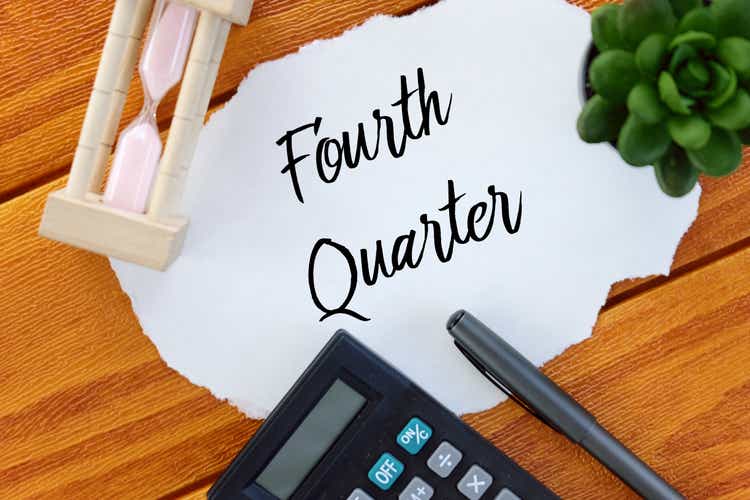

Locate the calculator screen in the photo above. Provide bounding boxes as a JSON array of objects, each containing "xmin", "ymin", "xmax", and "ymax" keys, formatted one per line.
[{"xmin": 254, "ymin": 379, "xmax": 367, "ymax": 499}]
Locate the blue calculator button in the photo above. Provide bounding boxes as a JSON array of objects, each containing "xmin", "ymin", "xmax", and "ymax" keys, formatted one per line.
[
  {"xmin": 396, "ymin": 417, "xmax": 433, "ymax": 455},
  {"xmin": 368, "ymin": 453, "xmax": 404, "ymax": 491}
]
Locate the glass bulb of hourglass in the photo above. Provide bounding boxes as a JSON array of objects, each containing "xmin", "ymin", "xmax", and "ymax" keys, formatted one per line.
[{"xmin": 104, "ymin": 1, "xmax": 197, "ymax": 213}]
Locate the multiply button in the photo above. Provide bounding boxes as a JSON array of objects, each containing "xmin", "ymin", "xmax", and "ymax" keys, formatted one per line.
[
  {"xmin": 368, "ymin": 453, "xmax": 404, "ymax": 491},
  {"xmin": 427, "ymin": 441, "xmax": 463, "ymax": 478},
  {"xmin": 396, "ymin": 417, "xmax": 432, "ymax": 455},
  {"xmin": 458, "ymin": 465, "xmax": 494, "ymax": 500},
  {"xmin": 398, "ymin": 477, "xmax": 434, "ymax": 500}
]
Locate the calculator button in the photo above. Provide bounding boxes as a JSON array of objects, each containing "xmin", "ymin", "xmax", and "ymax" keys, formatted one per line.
[
  {"xmin": 495, "ymin": 488, "xmax": 522, "ymax": 500},
  {"xmin": 347, "ymin": 488, "xmax": 375, "ymax": 500},
  {"xmin": 398, "ymin": 476, "xmax": 434, "ymax": 500},
  {"xmin": 457, "ymin": 465, "xmax": 494, "ymax": 499},
  {"xmin": 396, "ymin": 417, "xmax": 433, "ymax": 455},
  {"xmin": 426, "ymin": 441, "xmax": 463, "ymax": 478},
  {"xmin": 368, "ymin": 452, "xmax": 404, "ymax": 491}
]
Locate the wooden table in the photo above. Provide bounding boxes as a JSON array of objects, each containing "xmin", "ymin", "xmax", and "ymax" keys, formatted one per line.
[{"xmin": 1, "ymin": 0, "xmax": 749, "ymax": 498}]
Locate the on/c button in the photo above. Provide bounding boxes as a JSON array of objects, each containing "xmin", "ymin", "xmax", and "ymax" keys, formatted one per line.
[
  {"xmin": 396, "ymin": 417, "xmax": 432, "ymax": 455},
  {"xmin": 367, "ymin": 453, "xmax": 404, "ymax": 491}
]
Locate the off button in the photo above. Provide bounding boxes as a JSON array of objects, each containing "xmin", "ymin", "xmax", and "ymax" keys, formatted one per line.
[{"xmin": 368, "ymin": 453, "xmax": 404, "ymax": 491}]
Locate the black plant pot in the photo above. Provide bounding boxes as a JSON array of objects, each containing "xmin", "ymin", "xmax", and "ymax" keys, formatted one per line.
[
  {"xmin": 580, "ymin": 43, "xmax": 599, "ymax": 106},
  {"xmin": 580, "ymin": 43, "xmax": 617, "ymax": 147}
]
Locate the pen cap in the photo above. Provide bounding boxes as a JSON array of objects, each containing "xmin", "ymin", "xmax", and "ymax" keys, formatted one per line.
[{"xmin": 447, "ymin": 310, "xmax": 597, "ymax": 443}]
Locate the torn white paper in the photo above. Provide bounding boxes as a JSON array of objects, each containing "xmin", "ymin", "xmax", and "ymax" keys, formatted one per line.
[{"xmin": 112, "ymin": 0, "xmax": 700, "ymax": 419}]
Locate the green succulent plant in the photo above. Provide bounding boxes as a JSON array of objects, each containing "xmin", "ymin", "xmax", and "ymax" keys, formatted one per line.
[{"xmin": 578, "ymin": 0, "xmax": 750, "ymax": 197}]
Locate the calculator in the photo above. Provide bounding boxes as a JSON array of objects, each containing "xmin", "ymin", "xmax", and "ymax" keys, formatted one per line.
[{"xmin": 208, "ymin": 330, "xmax": 557, "ymax": 500}]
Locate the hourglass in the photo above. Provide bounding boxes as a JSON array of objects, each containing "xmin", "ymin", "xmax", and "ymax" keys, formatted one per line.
[{"xmin": 39, "ymin": 0, "xmax": 253, "ymax": 270}]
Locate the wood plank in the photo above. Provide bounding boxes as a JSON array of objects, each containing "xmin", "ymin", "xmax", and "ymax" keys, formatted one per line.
[
  {"xmin": 1, "ymin": 174, "xmax": 749, "ymax": 498},
  {"xmin": 469, "ymin": 246, "xmax": 750, "ymax": 499},
  {"xmin": 0, "ymin": 178, "xmax": 257, "ymax": 498},
  {"xmin": 2, "ymin": 0, "xmax": 748, "ymax": 307},
  {"xmin": 607, "ymin": 161, "xmax": 750, "ymax": 304},
  {"xmin": 0, "ymin": 0, "xmax": 433, "ymax": 202},
  {"xmin": 567, "ymin": 0, "xmax": 750, "ymax": 304},
  {"xmin": 2, "ymin": 0, "xmax": 750, "ymax": 498}
]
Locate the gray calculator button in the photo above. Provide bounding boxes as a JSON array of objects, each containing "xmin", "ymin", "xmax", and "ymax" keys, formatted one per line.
[
  {"xmin": 398, "ymin": 476, "xmax": 434, "ymax": 500},
  {"xmin": 457, "ymin": 465, "xmax": 494, "ymax": 499},
  {"xmin": 426, "ymin": 441, "xmax": 463, "ymax": 478},
  {"xmin": 495, "ymin": 488, "xmax": 522, "ymax": 500},
  {"xmin": 347, "ymin": 488, "xmax": 374, "ymax": 500}
]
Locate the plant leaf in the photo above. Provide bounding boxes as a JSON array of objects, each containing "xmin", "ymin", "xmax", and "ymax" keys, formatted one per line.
[
  {"xmin": 592, "ymin": 5, "xmax": 626, "ymax": 51},
  {"xmin": 667, "ymin": 115, "xmax": 712, "ymax": 149},
  {"xmin": 658, "ymin": 71, "xmax": 692, "ymax": 114},
  {"xmin": 740, "ymin": 128, "xmax": 750, "ymax": 144},
  {"xmin": 686, "ymin": 59, "xmax": 710, "ymax": 85},
  {"xmin": 707, "ymin": 62, "xmax": 738, "ymax": 108},
  {"xmin": 618, "ymin": 0, "xmax": 678, "ymax": 49},
  {"xmin": 675, "ymin": 59, "xmax": 711, "ymax": 95},
  {"xmin": 636, "ymin": 33, "xmax": 672, "ymax": 78},
  {"xmin": 711, "ymin": 0, "xmax": 750, "ymax": 39},
  {"xmin": 618, "ymin": 114, "xmax": 672, "ymax": 166},
  {"xmin": 717, "ymin": 37, "xmax": 750, "ymax": 79},
  {"xmin": 590, "ymin": 50, "xmax": 641, "ymax": 103},
  {"xmin": 627, "ymin": 82, "xmax": 669, "ymax": 123},
  {"xmin": 669, "ymin": 0, "xmax": 703, "ymax": 18},
  {"xmin": 677, "ymin": 7, "xmax": 719, "ymax": 35},
  {"xmin": 577, "ymin": 95, "xmax": 629, "ymax": 143},
  {"xmin": 669, "ymin": 44, "xmax": 697, "ymax": 74},
  {"xmin": 686, "ymin": 127, "xmax": 743, "ymax": 176},
  {"xmin": 676, "ymin": 59, "xmax": 710, "ymax": 94},
  {"xmin": 669, "ymin": 31, "xmax": 717, "ymax": 51},
  {"xmin": 707, "ymin": 88, "xmax": 750, "ymax": 130},
  {"xmin": 655, "ymin": 148, "xmax": 700, "ymax": 197}
]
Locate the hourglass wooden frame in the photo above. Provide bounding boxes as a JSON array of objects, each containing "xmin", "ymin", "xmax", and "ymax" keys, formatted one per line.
[{"xmin": 39, "ymin": 0, "xmax": 253, "ymax": 270}]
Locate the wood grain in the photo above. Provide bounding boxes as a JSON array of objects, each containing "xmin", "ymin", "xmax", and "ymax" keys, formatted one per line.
[
  {"xmin": 606, "ymin": 161, "xmax": 750, "ymax": 304},
  {"xmin": 1, "ymin": 0, "xmax": 749, "ymax": 498},
  {"xmin": 1, "ymin": 0, "xmax": 747, "ymax": 302},
  {"xmin": 0, "ymin": 0, "xmax": 432, "ymax": 202},
  {"xmin": 0, "ymin": 178, "xmax": 258, "ymax": 499},
  {"xmin": 1, "ymin": 178, "xmax": 749, "ymax": 499}
]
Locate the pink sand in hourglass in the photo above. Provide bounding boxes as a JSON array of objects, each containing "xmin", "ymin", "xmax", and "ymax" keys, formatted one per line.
[
  {"xmin": 103, "ymin": 2, "xmax": 197, "ymax": 213},
  {"xmin": 104, "ymin": 121, "xmax": 163, "ymax": 212},
  {"xmin": 141, "ymin": 3, "xmax": 198, "ymax": 102}
]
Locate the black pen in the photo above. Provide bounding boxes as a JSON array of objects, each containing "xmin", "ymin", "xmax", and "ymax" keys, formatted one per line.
[{"xmin": 447, "ymin": 309, "xmax": 683, "ymax": 500}]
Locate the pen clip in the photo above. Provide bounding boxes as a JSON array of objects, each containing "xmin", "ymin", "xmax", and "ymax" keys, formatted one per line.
[{"xmin": 453, "ymin": 340, "xmax": 563, "ymax": 435}]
